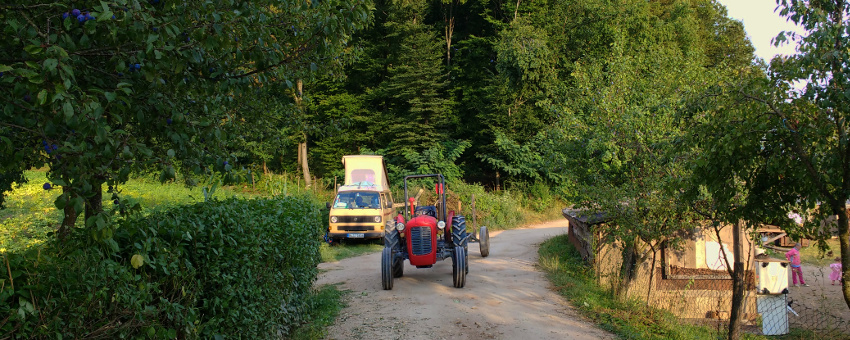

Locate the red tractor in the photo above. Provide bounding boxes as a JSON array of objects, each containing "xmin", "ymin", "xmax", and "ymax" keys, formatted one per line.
[{"xmin": 381, "ymin": 174, "xmax": 490, "ymax": 289}]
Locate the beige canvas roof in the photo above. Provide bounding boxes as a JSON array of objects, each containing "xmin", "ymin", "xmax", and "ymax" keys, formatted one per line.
[{"xmin": 340, "ymin": 155, "xmax": 389, "ymax": 191}]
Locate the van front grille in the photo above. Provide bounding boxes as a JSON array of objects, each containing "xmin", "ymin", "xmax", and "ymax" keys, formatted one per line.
[
  {"xmin": 335, "ymin": 216, "xmax": 379, "ymax": 223},
  {"xmin": 338, "ymin": 226, "xmax": 374, "ymax": 231}
]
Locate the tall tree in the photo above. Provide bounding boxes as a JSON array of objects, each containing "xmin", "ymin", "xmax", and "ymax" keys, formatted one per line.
[
  {"xmin": 0, "ymin": 0, "xmax": 371, "ymax": 241},
  {"xmin": 371, "ymin": 0, "xmax": 453, "ymax": 165},
  {"xmin": 538, "ymin": 0, "xmax": 755, "ymax": 301},
  {"xmin": 687, "ymin": 0, "xmax": 850, "ymax": 310}
]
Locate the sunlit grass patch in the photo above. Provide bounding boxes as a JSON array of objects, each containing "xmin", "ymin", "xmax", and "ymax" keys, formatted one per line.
[
  {"xmin": 319, "ymin": 240, "xmax": 383, "ymax": 263},
  {"xmin": 0, "ymin": 170, "xmax": 261, "ymax": 253}
]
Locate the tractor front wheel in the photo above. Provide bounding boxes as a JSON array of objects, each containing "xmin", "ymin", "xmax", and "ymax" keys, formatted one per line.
[
  {"xmin": 384, "ymin": 227, "xmax": 400, "ymax": 250},
  {"xmin": 452, "ymin": 246, "xmax": 467, "ymax": 288},
  {"xmin": 382, "ymin": 247, "xmax": 394, "ymax": 290},
  {"xmin": 392, "ymin": 254, "xmax": 404, "ymax": 278},
  {"xmin": 479, "ymin": 226, "xmax": 490, "ymax": 257}
]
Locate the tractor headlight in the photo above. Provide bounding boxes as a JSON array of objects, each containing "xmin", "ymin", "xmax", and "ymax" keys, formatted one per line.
[
  {"xmin": 396, "ymin": 222, "xmax": 405, "ymax": 231},
  {"xmin": 330, "ymin": 216, "xmax": 338, "ymax": 223},
  {"xmin": 374, "ymin": 216, "xmax": 381, "ymax": 223},
  {"xmin": 437, "ymin": 221, "xmax": 446, "ymax": 230}
]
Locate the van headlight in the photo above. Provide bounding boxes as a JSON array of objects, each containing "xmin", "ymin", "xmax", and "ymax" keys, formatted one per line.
[
  {"xmin": 437, "ymin": 221, "xmax": 446, "ymax": 230},
  {"xmin": 396, "ymin": 222, "xmax": 405, "ymax": 231},
  {"xmin": 330, "ymin": 216, "xmax": 338, "ymax": 223},
  {"xmin": 374, "ymin": 216, "xmax": 381, "ymax": 223}
]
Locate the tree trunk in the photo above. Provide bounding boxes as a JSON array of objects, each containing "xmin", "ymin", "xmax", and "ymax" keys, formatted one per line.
[
  {"xmin": 646, "ymin": 245, "xmax": 657, "ymax": 303},
  {"xmin": 444, "ymin": 2, "xmax": 455, "ymax": 68},
  {"xmin": 57, "ymin": 186, "xmax": 77, "ymax": 241},
  {"xmin": 727, "ymin": 220, "xmax": 745, "ymax": 340},
  {"xmin": 618, "ymin": 243, "xmax": 637, "ymax": 298},
  {"xmin": 300, "ymin": 136, "xmax": 311, "ymax": 188},
  {"xmin": 836, "ymin": 206, "xmax": 850, "ymax": 309},
  {"xmin": 293, "ymin": 78, "xmax": 312, "ymax": 188},
  {"xmin": 84, "ymin": 182, "xmax": 103, "ymax": 226}
]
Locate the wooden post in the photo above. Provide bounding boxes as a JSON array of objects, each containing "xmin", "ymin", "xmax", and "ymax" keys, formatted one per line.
[
  {"xmin": 471, "ymin": 194, "xmax": 477, "ymax": 239},
  {"xmin": 728, "ymin": 220, "xmax": 745, "ymax": 340}
]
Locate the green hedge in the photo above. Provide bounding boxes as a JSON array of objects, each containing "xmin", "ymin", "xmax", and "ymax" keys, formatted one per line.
[{"xmin": 1, "ymin": 196, "xmax": 322, "ymax": 339}]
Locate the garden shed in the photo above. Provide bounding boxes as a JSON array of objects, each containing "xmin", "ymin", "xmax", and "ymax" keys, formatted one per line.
[{"xmin": 562, "ymin": 208, "xmax": 759, "ymax": 322}]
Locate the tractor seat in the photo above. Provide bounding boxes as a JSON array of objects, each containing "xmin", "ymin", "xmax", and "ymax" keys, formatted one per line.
[{"xmin": 414, "ymin": 206, "xmax": 437, "ymax": 217}]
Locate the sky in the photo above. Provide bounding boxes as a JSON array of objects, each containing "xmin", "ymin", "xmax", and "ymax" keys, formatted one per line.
[{"xmin": 715, "ymin": 0, "xmax": 806, "ymax": 63}]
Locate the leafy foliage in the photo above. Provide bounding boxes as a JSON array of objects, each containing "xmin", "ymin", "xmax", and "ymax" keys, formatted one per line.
[
  {"xmin": 402, "ymin": 140, "xmax": 471, "ymax": 182},
  {"xmin": 1, "ymin": 196, "xmax": 323, "ymax": 339},
  {"xmin": 0, "ymin": 0, "xmax": 371, "ymax": 240},
  {"xmin": 682, "ymin": 0, "xmax": 850, "ymax": 309}
]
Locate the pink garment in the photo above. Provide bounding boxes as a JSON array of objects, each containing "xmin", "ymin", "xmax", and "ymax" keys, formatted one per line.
[
  {"xmin": 785, "ymin": 248, "xmax": 801, "ymax": 266},
  {"xmin": 791, "ymin": 266, "xmax": 806, "ymax": 285},
  {"xmin": 830, "ymin": 262, "xmax": 843, "ymax": 281}
]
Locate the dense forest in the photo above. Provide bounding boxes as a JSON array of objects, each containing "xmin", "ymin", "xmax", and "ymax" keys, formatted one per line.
[
  {"xmin": 271, "ymin": 0, "xmax": 755, "ymax": 192},
  {"xmin": 3, "ymin": 0, "xmax": 850, "ymax": 331}
]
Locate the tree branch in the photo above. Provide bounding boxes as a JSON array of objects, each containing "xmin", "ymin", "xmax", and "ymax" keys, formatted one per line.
[
  {"xmin": 739, "ymin": 90, "xmax": 839, "ymax": 207},
  {"xmin": 20, "ymin": 11, "xmax": 47, "ymax": 39}
]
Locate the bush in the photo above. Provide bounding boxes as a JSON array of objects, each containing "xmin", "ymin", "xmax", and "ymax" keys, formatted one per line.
[
  {"xmin": 1, "ymin": 196, "xmax": 323, "ymax": 339},
  {"xmin": 443, "ymin": 180, "xmax": 561, "ymax": 229}
]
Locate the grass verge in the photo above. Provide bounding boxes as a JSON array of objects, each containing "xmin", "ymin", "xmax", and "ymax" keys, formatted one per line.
[
  {"xmin": 289, "ymin": 284, "xmax": 347, "ymax": 340},
  {"xmin": 320, "ymin": 240, "xmax": 384, "ymax": 263}
]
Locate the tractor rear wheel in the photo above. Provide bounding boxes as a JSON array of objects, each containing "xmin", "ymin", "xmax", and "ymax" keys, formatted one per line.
[
  {"xmin": 452, "ymin": 246, "xmax": 467, "ymax": 288},
  {"xmin": 479, "ymin": 226, "xmax": 490, "ymax": 257},
  {"xmin": 451, "ymin": 215, "xmax": 469, "ymax": 249},
  {"xmin": 381, "ymin": 247, "xmax": 394, "ymax": 290}
]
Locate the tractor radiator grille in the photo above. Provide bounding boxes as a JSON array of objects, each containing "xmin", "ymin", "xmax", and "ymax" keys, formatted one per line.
[{"xmin": 409, "ymin": 226, "xmax": 432, "ymax": 256}]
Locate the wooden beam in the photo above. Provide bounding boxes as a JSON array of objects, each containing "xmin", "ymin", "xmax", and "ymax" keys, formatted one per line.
[{"xmin": 762, "ymin": 232, "xmax": 787, "ymax": 245}]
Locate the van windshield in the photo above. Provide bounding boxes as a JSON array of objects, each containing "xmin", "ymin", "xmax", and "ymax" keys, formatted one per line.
[{"xmin": 333, "ymin": 192, "xmax": 380, "ymax": 209}]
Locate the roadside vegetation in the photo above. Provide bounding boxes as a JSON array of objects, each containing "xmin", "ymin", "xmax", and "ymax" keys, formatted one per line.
[
  {"xmin": 1, "ymin": 168, "xmax": 563, "ymax": 338},
  {"xmin": 3, "ymin": 196, "xmax": 323, "ymax": 338},
  {"xmin": 289, "ymin": 284, "xmax": 348, "ymax": 340},
  {"xmin": 0, "ymin": 170, "xmax": 256, "ymax": 253},
  {"xmin": 3, "ymin": 169, "xmax": 563, "ymax": 260}
]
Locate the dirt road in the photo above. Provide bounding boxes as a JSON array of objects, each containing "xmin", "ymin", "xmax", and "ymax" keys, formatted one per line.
[{"xmin": 315, "ymin": 220, "xmax": 614, "ymax": 340}]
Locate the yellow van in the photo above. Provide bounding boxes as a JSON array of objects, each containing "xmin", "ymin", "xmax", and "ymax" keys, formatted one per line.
[{"xmin": 327, "ymin": 155, "xmax": 395, "ymax": 240}]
